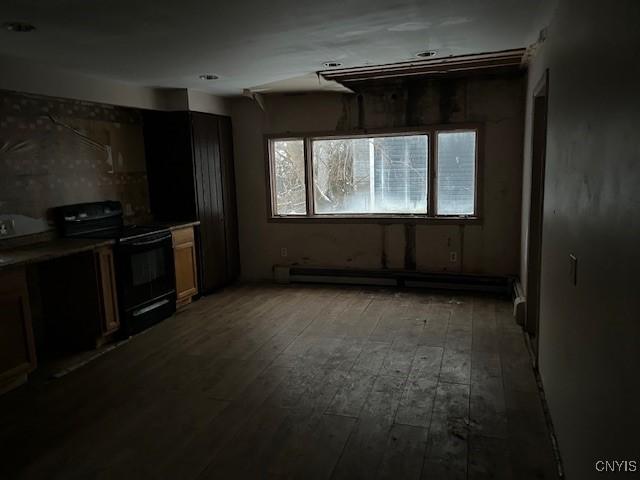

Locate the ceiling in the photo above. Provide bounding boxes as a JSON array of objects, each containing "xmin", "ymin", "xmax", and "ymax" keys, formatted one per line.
[{"xmin": 0, "ymin": 0, "xmax": 555, "ymax": 96}]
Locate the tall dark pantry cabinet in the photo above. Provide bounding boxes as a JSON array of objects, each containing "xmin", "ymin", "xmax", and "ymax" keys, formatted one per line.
[{"xmin": 142, "ymin": 111, "xmax": 240, "ymax": 293}]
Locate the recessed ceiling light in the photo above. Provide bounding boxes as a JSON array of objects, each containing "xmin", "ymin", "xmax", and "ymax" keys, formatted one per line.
[
  {"xmin": 199, "ymin": 74, "xmax": 219, "ymax": 80},
  {"xmin": 3, "ymin": 21, "xmax": 36, "ymax": 32},
  {"xmin": 415, "ymin": 50, "xmax": 437, "ymax": 58},
  {"xmin": 322, "ymin": 61, "xmax": 343, "ymax": 68}
]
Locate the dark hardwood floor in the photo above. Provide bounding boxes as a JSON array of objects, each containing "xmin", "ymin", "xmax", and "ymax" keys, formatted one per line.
[{"xmin": 0, "ymin": 284, "xmax": 559, "ymax": 479}]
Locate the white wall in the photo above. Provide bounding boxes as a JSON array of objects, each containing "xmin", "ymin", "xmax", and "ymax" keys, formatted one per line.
[
  {"xmin": 521, "ymin": 1, "xmax": 640, "ymax": 477},
  {"xmin": 231, "ymin": 73, "xmax": 526, "ymax": 281},
  {"xmin": 187, "ymin": 89, "xmax": 231, "ymax": 116},
  {"xmin": 0, "ymin": 54, "xmax": 230, "ymax": 114}
]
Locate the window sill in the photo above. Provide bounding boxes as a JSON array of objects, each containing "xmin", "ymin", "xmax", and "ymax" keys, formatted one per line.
[{"xmin": 267, "ymin": 215, "xmax": 481, "ymax": 225}]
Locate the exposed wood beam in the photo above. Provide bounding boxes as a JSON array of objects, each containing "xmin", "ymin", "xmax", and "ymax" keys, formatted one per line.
[{"xmin": 318, "ymin": 48, "xmax": 526, "ymax": 84}]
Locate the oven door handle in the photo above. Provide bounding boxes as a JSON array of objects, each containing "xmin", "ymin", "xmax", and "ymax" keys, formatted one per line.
[
  {"xmin": 132, "ymin": 298, "xmax": 171, "ymax": 318},
  {"xmin": 127, "ymin": 234, "xmax": 172, "ymax": 247}
]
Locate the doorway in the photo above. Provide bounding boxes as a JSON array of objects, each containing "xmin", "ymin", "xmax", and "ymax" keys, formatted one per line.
[{"xmin": 526, "ymin": 69, "xmax": 549, "ymax": 363}]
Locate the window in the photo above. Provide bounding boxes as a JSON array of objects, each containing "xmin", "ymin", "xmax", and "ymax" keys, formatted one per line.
[
  {"xmin": 267, "ymin": 126, "xmax": 479, "ymax": 221},
  {"xmin": 436, "ymin": 131, "xmax": 477, "ymax": 216},
  {"xmin": 271, "ymin": 139, "xmax": 307, "ymax": 215},
  {"xmin": 312, "ymin": 135, "xmax": 428, "ymax": 214}
]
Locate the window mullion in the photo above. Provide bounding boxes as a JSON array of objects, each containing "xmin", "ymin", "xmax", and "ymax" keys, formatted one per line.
[
  {"xmin": 304, "ymin": 137, "xmax": 314, "ymax": 216},
  {"xmin": 429, "ymin": 131, "xmax": 437, "ymax": 217}
]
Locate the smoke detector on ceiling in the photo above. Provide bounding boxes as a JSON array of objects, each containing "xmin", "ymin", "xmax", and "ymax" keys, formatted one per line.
[
  {"xmin": 415, "ymin": 50, "xmax": 437, "ymax": 58},
  {"xmin": 322, "ymin": 61, "xmax": 343, "ymax": 68},
  {"xmin": 3, "ymin": 21, "xmax": 36, "ymax": 32},
  {"xmin": 199, "ymin": 74, "xmax": 219, "ymax": 80}
]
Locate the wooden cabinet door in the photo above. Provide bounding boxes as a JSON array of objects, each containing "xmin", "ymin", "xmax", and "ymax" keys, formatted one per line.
[
  {"xmin": 95, "ymin": 247, "xmax": 120, "ymax": 335},
  {"xmin": 0, "ymin": 267, "xmax": 36, "ymax": 391},
  {"xmin": 218, "ymin": 116, "xmax": 240, "ymax": 282},
  {"xmin": 142, "ymin": 111, "xmax": 197, "ymax": 222},
  {"xmin": 191, "ymin": 112, "xmax": 228, "ymax": 292},
  {"xmin": 172, "ymin": 227, "xmax": 198, "ymax": 306}
]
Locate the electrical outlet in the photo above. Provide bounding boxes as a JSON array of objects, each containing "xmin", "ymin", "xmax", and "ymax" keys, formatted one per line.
[
  {"xmin": 280, "ymin": 247, "xmax": 288, "ymax": 257},
  {"xmin": 449, "ymin": 251, "xmax": 457, "ymax": 263},
  {"xmin": 0, "ymin": 219, "xmax": 15, "ymax": 236}
]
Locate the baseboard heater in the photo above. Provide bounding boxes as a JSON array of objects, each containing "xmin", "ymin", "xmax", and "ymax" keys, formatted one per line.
[{"xmin": 275, "ymin": 265, "xmax": 513, "ymax": 295}]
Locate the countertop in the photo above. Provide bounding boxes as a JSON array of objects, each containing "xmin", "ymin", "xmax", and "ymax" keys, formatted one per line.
[
  {"xmin": 0, "ymin": 238, "xmax": 115, "ymax": 271},
  {"xmin": 158, "ymin": 221, "xmax": 201, "ymax": 231},
  {"xmin": 0, "ymin": 221, "xmax": 199, "ymax": 271}
]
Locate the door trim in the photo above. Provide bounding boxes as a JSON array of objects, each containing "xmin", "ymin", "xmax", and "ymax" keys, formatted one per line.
[{"xmin": 525, "ymin": 69, "xmax": 549, "ymax": 366}]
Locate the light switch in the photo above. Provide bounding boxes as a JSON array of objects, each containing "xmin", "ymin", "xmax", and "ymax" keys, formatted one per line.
[{"xmin": 569, "ymin": 254, "xmax": 577, "ymax": 286}]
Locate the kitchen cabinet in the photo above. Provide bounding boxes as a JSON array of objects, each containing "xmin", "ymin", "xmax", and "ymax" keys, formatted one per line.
[
  {"xmin": 172, "ymin": 226, "xmax": 198, "ymax": 308},
  {"xmin": 95, "ymin": 246, "xmax": 120, "ymax": 336},
  {"xmin": 39, "ymin": 246, "xmax": 120, "ymax": 348},
  {"xmin": 143, "ymin": 111, "xmax": 239, "ymax": 293},
  {"xmin": 0, "ymin": 267, "xmax": 36, "ymax": 394}
]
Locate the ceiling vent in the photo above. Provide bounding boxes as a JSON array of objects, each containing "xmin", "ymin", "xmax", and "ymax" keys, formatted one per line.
[{"xmin": 415, "ymin": 50, "xmax": 437, "ymax": 58}]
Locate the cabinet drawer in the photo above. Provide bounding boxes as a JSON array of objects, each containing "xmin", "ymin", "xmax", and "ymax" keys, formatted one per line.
[{"xmin": 172, "ymin": 226, "xmax": 194, "ymax": 246}]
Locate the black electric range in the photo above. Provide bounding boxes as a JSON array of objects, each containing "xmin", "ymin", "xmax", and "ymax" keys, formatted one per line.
[{"xmin": 54, "ymin": 201, "xmax": 176, "ymax": 336}]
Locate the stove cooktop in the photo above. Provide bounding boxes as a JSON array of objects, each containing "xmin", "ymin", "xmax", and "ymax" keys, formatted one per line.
[
  {"xmin": 54, "ymin": 201, "xmax": 171, "ymax": 243},
  {"xmin": 72, "ymin": 224, "xmax": 170, "ymax": 242}
]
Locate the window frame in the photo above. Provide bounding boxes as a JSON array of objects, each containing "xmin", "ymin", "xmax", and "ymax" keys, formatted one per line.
[
  {"xmin": 267, "ymin": 137, "xmax": 309, "ymax": 216},
  {"xmin": 265, "ymin": 124, "xmax": 483, "ymax": 224},
  {"xmin": 434, "ymin": 128, "xmax": 480, "ymax": 218}
]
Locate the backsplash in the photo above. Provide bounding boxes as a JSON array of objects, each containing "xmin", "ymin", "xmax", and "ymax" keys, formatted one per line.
[{"xmin": 0, "ymin": 90, "xmax": 151, "ymax": 239}]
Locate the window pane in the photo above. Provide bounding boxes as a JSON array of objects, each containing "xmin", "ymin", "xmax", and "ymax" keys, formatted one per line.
[
  {"xmin": 436, "ymin": 131, "xmax": 476, "ymax": 215},
  {"xmin": 272, "ymin": 140, "xmax": 307, "ymax": 215},
  {"xmin": 312, "ymin": 135, "xmax": 428, "ymax": 214}
]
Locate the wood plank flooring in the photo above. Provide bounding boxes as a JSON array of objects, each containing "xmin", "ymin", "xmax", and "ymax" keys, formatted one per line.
[{"xmin": 0, "ymin": 284, "xmax": 559, "ymax": 479}]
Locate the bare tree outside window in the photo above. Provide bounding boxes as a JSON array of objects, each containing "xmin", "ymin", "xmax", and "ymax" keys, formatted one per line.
[
  {"xmin": 268, "ymin": 127, "xmax": 478, "ymax": 219},
  {"xmin": 272, "ymin": 140, "xmax": 306, "ymax": 215},
  {"xmin": 312, "ymin": 135, "xmax": 428, "ymax": 214}
]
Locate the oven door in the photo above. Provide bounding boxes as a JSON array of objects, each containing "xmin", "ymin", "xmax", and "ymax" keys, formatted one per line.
[{"xmin": 117, "ymin": 232, "xmax": 176, "ymax": 317}]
